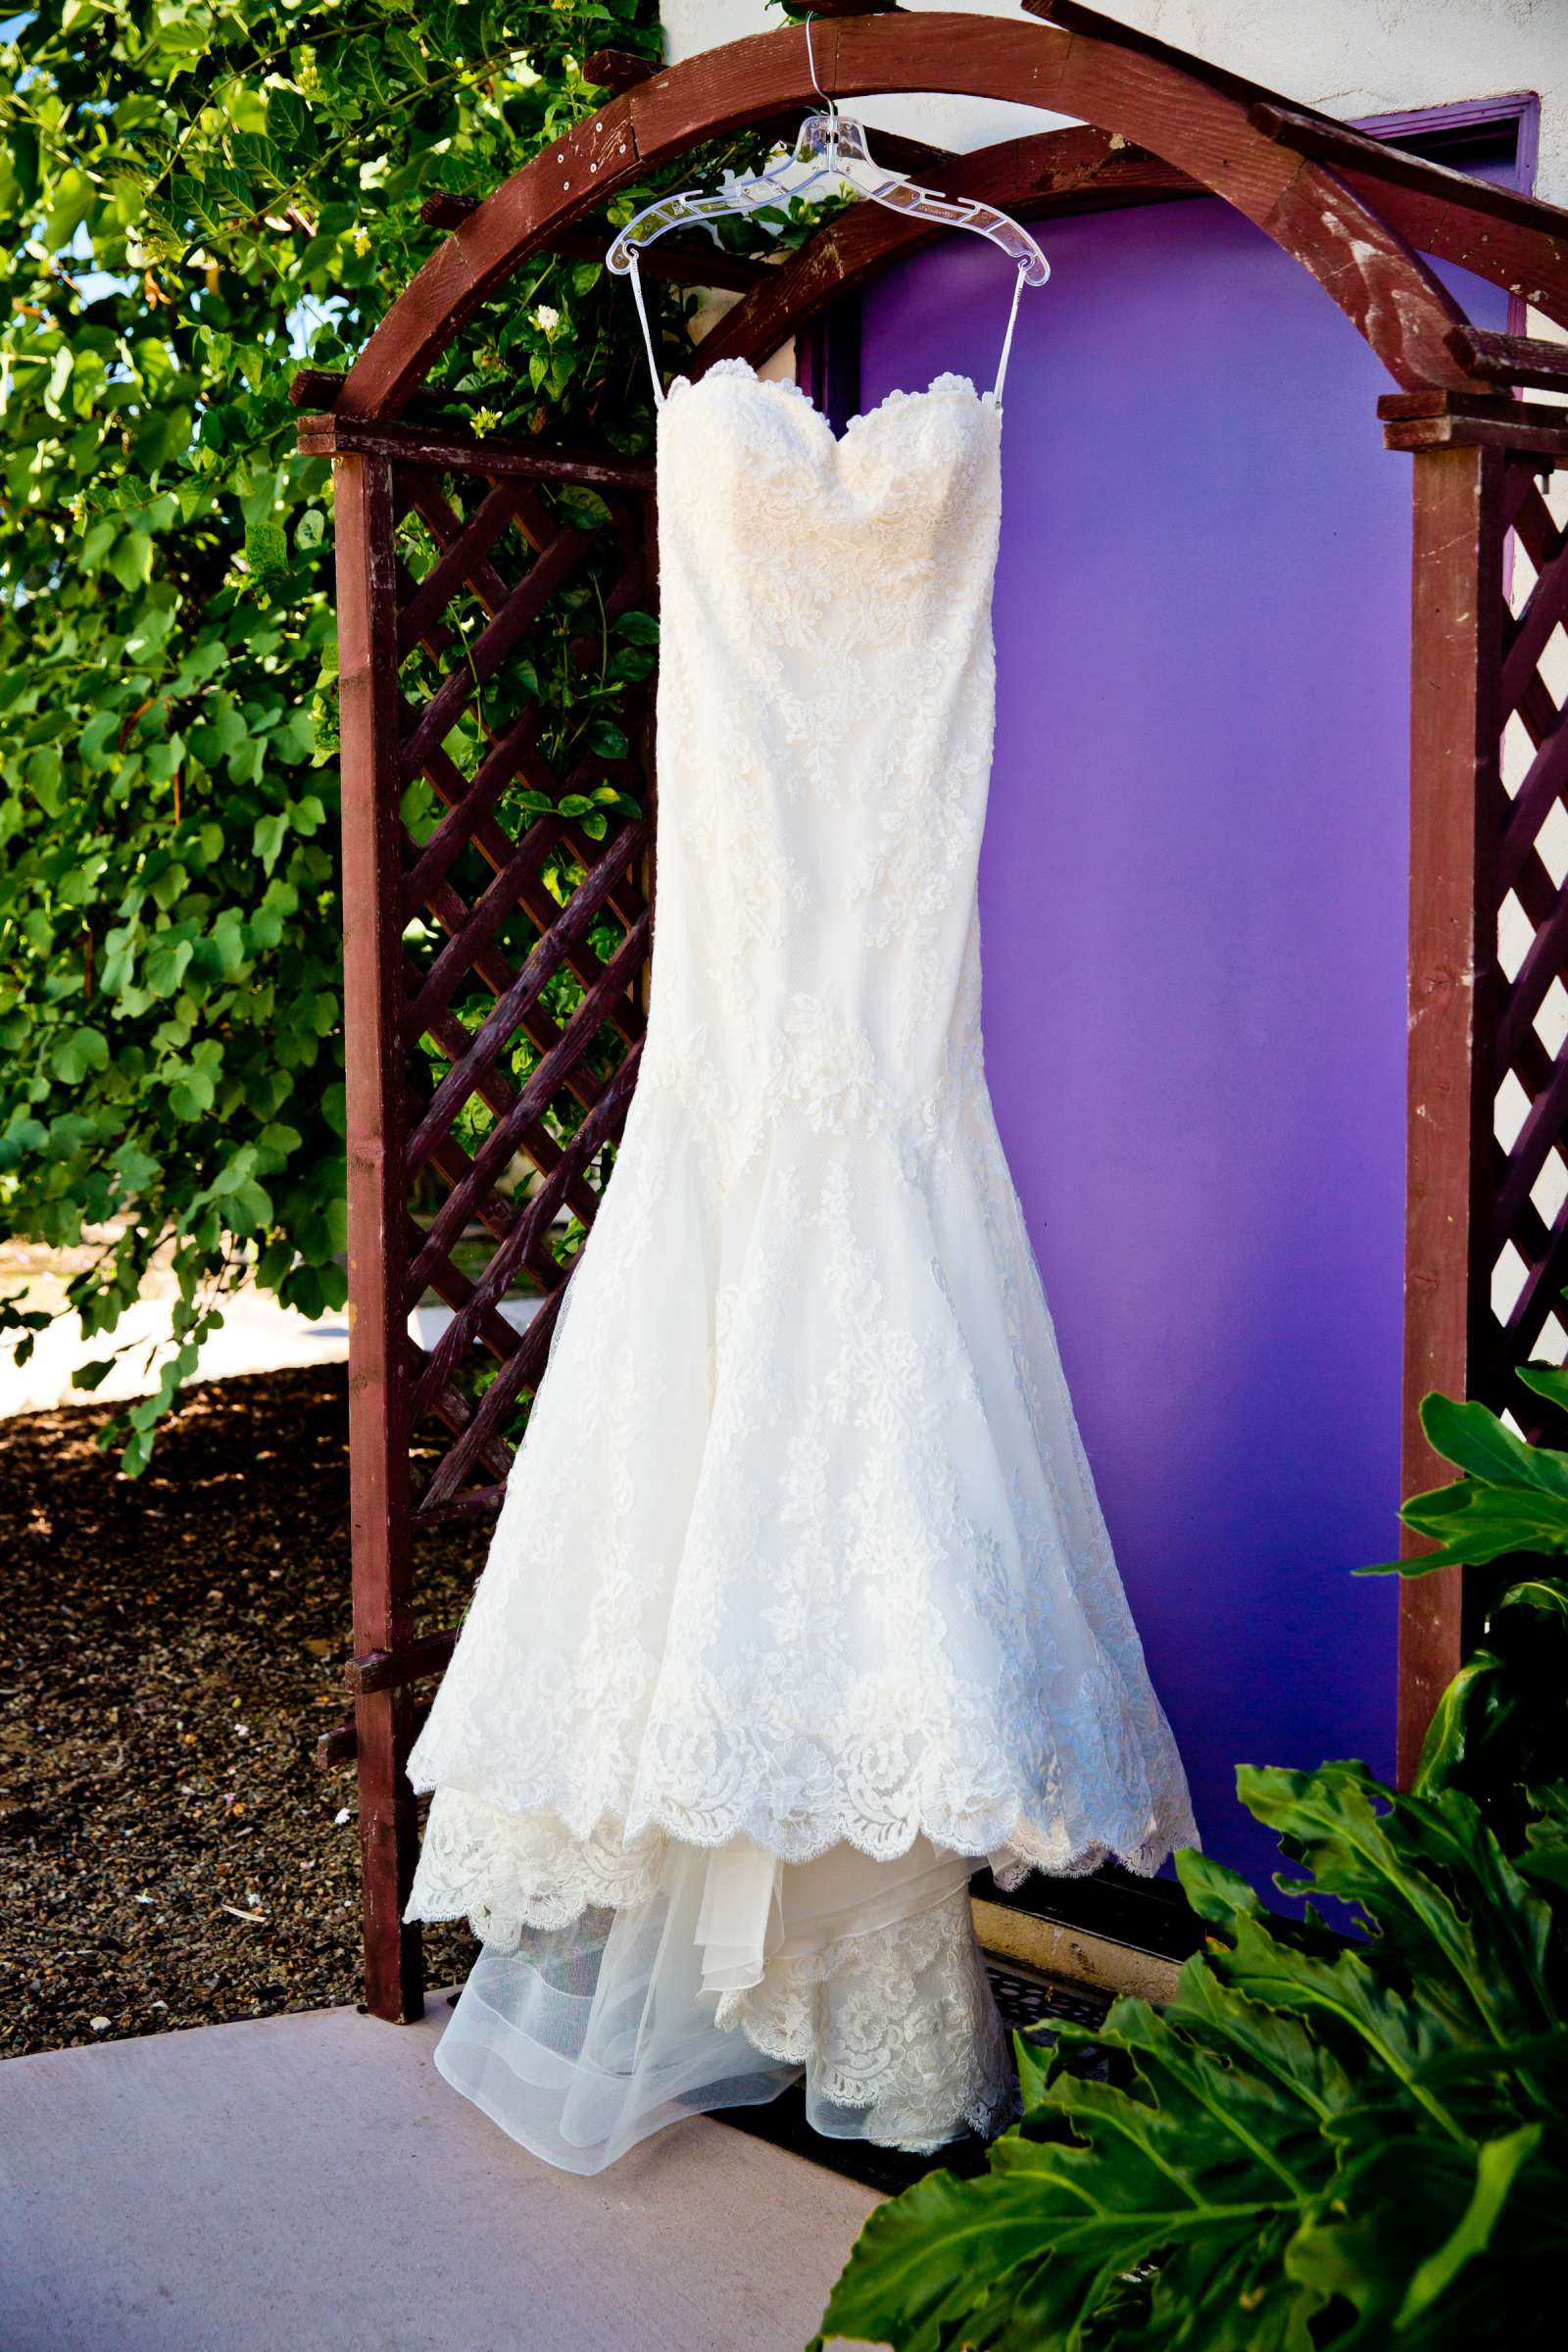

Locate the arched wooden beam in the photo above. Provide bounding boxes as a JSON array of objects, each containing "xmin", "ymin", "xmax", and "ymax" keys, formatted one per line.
[
  {"xmin": 701, "ymin": 107, "xmax": 1568, "ymax": 383},
  {"xmin": 1036, "ymin": 2, "xmax": 1568, "ymax": 330},
  {"xmin": 339, "ymin": 12, "xmax": 1500, "ymax": 419}
]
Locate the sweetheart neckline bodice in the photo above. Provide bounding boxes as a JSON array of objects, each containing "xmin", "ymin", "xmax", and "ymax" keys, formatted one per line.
[{"xmin": 662, "ymin": 358, "xmax": 1002, "ymax": 450}]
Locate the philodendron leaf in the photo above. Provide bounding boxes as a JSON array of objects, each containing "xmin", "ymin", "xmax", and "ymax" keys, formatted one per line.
[
  {"xmin": 1420, "ymin": 1392, "xmax": 1568, "ymax": 1497},
  {"xmin": 812, "ymin": 2124, "xmax": 1299, "ymax": 2352},
  {"xmin": 1285, "ymin": 2123, "xmax": 1554, "ymax": 2348},
  {"xmin": 1012, "ymin": 2029, "xmax": 1054, "ymax": 2115},
  {"xmin": 809, "ymin": 2151, "xmax": 1088, "ymax": 2352},
  {"xmin": 1396, "ymin": 1477, "xmax": 1477, "ymax": 1533},
  {"xmin": 1284, "ymin": 2132, "xmax": 1495, "ymax": 2330},
  {"xmin": 1361, "ymin": 1393, "xmax": 1568, "ymax": 1572},
  {"xmin": 1497, "ymin": 1576, "xmax": 1568, "ymax": 1620},
  {"xmin": 1160, "ymin": 1960, "xmax": 1354, "ymax": 2131},
  {"xmin": 1143, "ymin": 2219, "xmax": 1311, "ymax": 2352},
  {"xmin": 1175, "ymin": 1846, "xmax": 1265, "ymax": 1933},
  {"xmin": 1524, "ymin": 1783, "xmax": 1568, "ymax": 1843},
  {"xmin": 1231, "ymin": 1768, "xmax": 1568, "ymax": 2139},
  {"xmin": 819, "ymin": 1982, "xmax": 1349, "ymax": 2352},
  {"xmin": 1514, "ymin": 1360, "xmax": 1568, "ymax": 1414},
  {"xmin": 1362, "ymin": 1487, "xmax": 1568, "ymax": 1575},
  {"xmin": 1413, "ymin": 1653, "xmax": 1508, "ymax": 1792},
  {"xmin": 819, "ymin": 1754, "xmax": 1568, "ymax": 2352}
]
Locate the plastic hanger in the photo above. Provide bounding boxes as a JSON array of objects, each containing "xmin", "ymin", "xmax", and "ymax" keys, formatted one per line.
[{"xmin": 607, "ymin": 16, "xmax": 1050, "ymax": 392}]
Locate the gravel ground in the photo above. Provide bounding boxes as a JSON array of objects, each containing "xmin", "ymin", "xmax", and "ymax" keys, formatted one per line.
[{"xmin": 1, "ymin": 1365, "xmax": 482, "ymax": 2057}]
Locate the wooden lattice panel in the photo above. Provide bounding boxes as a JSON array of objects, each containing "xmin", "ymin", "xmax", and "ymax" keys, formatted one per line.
[
  {"xmin": 380, "ymin": 446, "xmax": 658, "ymax": 1524},
  {"xmin": 1490, "ymin": 455, "xmax": 1568, "ymax": 1432}
]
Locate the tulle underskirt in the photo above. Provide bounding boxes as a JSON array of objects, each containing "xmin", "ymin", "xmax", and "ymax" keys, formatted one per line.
[{"xmin": 428, "ymin": 1831, "xmax": 1015, "ymax": 2175}]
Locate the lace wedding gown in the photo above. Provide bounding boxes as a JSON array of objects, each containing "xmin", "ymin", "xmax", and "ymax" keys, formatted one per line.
[{"xmin": 405, "ymin": 325, "xmax": 1198, "ymax": 2174}]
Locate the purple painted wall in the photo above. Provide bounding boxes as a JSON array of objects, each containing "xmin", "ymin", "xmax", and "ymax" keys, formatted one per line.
[{"xmin": 859, "ymin": 191, "xmax": 1513, "ymax": 1892}]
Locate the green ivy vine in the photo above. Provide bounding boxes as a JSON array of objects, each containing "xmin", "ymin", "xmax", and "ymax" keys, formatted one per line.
[{"xmin": 0, "ymin": 0, "xmax": 681, "ymax": 1468}]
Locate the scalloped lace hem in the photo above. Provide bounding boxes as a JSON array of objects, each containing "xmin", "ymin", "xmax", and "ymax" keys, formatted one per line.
[{"xmin": 405, "ymin": 1778, "xmax": 1199, "ymax": 1945}]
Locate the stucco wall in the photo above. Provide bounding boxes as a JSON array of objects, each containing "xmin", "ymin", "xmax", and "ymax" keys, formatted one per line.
[{"xmin": 662, "ymin": 0, "xmax": 1568, "ymax": 206}]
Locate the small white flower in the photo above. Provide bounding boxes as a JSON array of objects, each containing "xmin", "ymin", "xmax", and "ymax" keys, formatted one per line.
[{"xmin": 532, "ymin": 303, "xmax": 561, "ymax": 335}]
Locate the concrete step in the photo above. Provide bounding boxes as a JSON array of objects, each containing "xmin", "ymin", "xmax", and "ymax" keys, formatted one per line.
[{"xmin": 0, "ymin": 1997, "xmax": 878, "ymax": 2352}]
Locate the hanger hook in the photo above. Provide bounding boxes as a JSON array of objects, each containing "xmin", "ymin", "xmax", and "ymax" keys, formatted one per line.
[{"xmin": 804, "ymin": 13, "xmax": 838, "ymax": 128}]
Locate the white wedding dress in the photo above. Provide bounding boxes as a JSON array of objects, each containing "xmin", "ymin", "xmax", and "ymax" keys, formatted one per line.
[{"xmin": 404, "ymin": 312, "xmax": 1198, "ymax": 2174}]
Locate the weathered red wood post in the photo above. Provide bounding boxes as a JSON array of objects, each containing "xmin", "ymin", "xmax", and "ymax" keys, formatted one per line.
[
  {"xmin": 1383, "ymin": 378, "xmax": 1568, "ymax": 1782},
  {"xmin": 334, "ymin": 450, "xmax": 425, "ymax": 2021},
  {"xmin": 1396, "ymin": 436, "xmax": 1509, "ymax": 1786}
]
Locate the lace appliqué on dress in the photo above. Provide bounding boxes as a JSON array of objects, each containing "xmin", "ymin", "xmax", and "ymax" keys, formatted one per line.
[{"xmin": 715, "ymin": 1881, "xmax": 1018, "ymax": 2152}]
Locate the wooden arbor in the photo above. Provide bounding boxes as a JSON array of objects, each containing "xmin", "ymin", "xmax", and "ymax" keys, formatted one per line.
[{"xmin": 301, "ymin": 0, "xmax": 1568, "ymax": 2023}]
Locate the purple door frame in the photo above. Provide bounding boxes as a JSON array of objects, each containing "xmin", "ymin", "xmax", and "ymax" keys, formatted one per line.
[{"xmin": 853, "ymin": 97, "xmax": 1538, "ymax": 1897}]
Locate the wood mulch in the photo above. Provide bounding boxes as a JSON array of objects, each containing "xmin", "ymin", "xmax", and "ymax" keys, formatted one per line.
[{"xmin": 1, "ymin": 1364, "xmax": 483, "ymax": 2058}]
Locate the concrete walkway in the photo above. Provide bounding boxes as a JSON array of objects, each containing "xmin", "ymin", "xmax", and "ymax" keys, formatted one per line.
[{"xmin": 0, "ymin": 1999, "xmax": 879, "ymax": 2352}]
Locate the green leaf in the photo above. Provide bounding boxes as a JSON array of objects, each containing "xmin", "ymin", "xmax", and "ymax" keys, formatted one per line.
[
  {"xmin": 1396, "ymin": 1477, "xmax": 1476, "ymax": 1534},
  {"xmin": 814, "ymin": 2146, "xmax": 1116, "ymax": 2352},
  {"xmin": 1497, "ymin": 1576, "xmax": 1568, "ymax": 1619},
  {"xmin": 168, "ymin": 1064, "xmax": 217, "ymax": 1120},
  {"xmin": 1413, "ymin": 1654, "xmax": 1506, "ymax": 1791},
  {"xmin": 1515, "ymin": 1361, "xmax": 1568, "ymax": 1414},
  {"xmin": 25, "ymin": 746, "xmax": 65, "ymax": 815},
  {"xmin": 50, "ymin": 1025, "xmax": 110, "ymax": 1084},
  {"xmin": 1232, "ymin": 1764, "xmax": 1559, "ymax": 2060},
  {"xmin": 1363, "ymin": 1485, "xmax": 1568, "ymax": 1574},
  {"xmin": 1421, "ymin": 1391, "xmax": 1568, "ymax": 1497},
  {"xmin": 818, "ymin": 2082, "xmax": 1313, "ymax": 2352},
  {"xmin": 820, "ymin": 1743, "xmax": 1568, "ymax": 2352},
  {"xmin": 1396, "ymin": 2125, "xmax": 1543, "ymax": 2326},
  {"xmin": 225, "ymin": 1178, "xmax": 273, "ymax": 1233},
  {"xmin": 1012, "ymin": 2030, "xmax": 1054, "ymax": 2114},
  {"xmin": 80, "ymin": 711, "xmax": 119, "ymax": 768},
  {"xmin": 1176, "ymin": 1846, "xmax": 1265, "ymax": 1930},
  {"xmin": 43, "ymin": 166, "xmax": 96, "ymax": 251},
  {"xmin": 108, "ymin": 532, "xmax": 155, "ymax": 592},
  {"xmin": 111, "ymin": 1139, "xmax": 160, "ymax": 1192},
  {"xmin": 266, "ymin": 88, "xmax": 317, "ymax": 154},
  {"xmin": 143, "ymin": 936, "xmax": 194, "ymax": 998},
  {"xmin": 253, "ymin": 811, "xmax": 288, "ymax": 871},
  {"xmin": 245, "ymin": 518, "xmax": 289, "ymax": 582}
]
